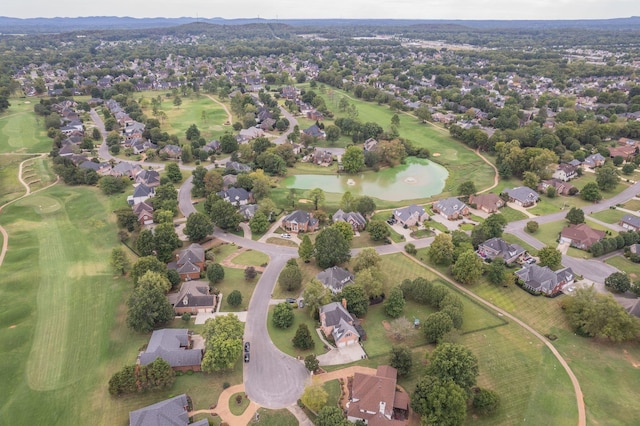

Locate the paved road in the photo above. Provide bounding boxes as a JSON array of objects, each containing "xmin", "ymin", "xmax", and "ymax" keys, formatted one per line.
[
  {"xmin": 243, "ymin": 255, "xmax": 309, "ymax": 408},
  {"xmin": 273, "ymin": 105, "xmax": 299, "ymax": 145}
]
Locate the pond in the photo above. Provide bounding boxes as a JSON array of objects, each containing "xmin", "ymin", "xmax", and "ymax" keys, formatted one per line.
[{"xmin": 282, "ymin": 157, "xmax": 448, "ymax": 202}]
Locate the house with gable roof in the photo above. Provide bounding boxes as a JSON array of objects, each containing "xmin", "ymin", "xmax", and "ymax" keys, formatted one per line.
[
  {"xmin": 316, "ymin": 266, "xmax": 355, "ymax": 294},
  {"xmin": 537, "ymin": 178, "xmax": 577, "ymax": 196},
  {"xmin": 129, "ymin": 394, "xmax": 208, "ymax": 426},
  {"xmin": 216, "ymin": 187, "xmax": 253, "ymax": 206},
  {"xmin": 138, "ymin": 329, "xmax": 203, "ymax": 372},
  {"xmin": 560, "ymin": 223, "xmax": 606, "ymax": 250},
  {"xmin": 127, "ymin": 183, "xmax": 155, "ymax": 206},
  {"xmin": 160, "ymin": 144, "xmax": 182, "ymax": 159},
  {"xmin": 468, "ymin": 193, "xmax": 504, "ymax": 213},
  {"xmin": 282, "ymin": 210, "xmax": 319, "ymax": 233},
  {"xmin": 432, "ymin": 197, "xmax": 470, "ymax": 220},
  {"xmin": 552, "ymin": 163, "xmax": 578, "ymax": 182},
  {"xmin": 333, "ymin": 209, "xmax": 367, "ymax": 231},
  {"xmin": 168, "ymin": 280, "xmax": 216, "ymax": 315},
  {"xmin": 620, "ymin": 214, "xmax": 640, "ymax": 232},
  {"xmin": 167, "ymin": 243, "xmax": 206, "ymax": 281},
  {"xmin": 477, "ymin": 237, "xmax": 526, "ymax": 264},
  {"xmin": 303, "ymin": 124, "xmax": 326, "ymax": 139},
  {"xmin": 319, "ymin": 301, "xmax": 360, "ymax": 348},
  {"xmin": 347, "ymin": 365, "xmax": 409, "ymax": 425},
  {"xmin": 133, "ymin": 201, "xmax": 154, "ymax": 226},
  {"xmin": 135, "ymin": 169, "xmax": 161, "ymax": 187},
  {"xmin": 393, "ymin": 204, "xmax": 428, "ymax": 227},
  {"xmin": 583, "ymin": 153, "xmax": 606, "ymax": 169},
  {"xmin": 503, "ymin": 186, "xmax": 539, "ymax": 207},
  {"xmin": 515, "ymin": 264, "xmax": 574, "ymax": 296}
]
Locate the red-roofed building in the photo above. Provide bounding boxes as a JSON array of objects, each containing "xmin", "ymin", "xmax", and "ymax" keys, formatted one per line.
[{"xmin": 347, "ymin": 366, "xmax": 409, "ymax": 425}]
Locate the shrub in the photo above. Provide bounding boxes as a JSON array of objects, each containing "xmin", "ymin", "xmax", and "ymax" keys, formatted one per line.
[
  {"xmin": 404, "ymin": 243, "xmax": 417, "ymax": 255},
  {"xmin": 181, "ymin": 313, "xmax": 192, "ymax": 322}
]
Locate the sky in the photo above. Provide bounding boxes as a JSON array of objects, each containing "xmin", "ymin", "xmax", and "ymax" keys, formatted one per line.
[{"xmin": 2, "ymin": 0, "xmax": 639, "ymax": 21}]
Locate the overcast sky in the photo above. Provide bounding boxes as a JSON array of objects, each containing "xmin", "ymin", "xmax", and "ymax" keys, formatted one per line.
[{"xmin": 3, "ymin": 0, "xmax": 639, "ymax": 20}]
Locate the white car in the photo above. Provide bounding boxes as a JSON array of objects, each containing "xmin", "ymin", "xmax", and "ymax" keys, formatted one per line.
[{"xmin": 281, "ymin": 233, "xmax": 291, "ymax": 239}]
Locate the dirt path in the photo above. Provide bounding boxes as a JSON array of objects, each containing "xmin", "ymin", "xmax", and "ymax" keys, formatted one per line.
[
  {"xmin": 205, "ymin": 94, "xmax": 233, "ymax": 125},
  {"xmin": 401, "ymin": 252, "xmax": 586, "ymax": 426}
]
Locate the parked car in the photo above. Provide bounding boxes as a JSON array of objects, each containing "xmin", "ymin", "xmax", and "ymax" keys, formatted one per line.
[
  {"xmin": 244, "ymin": 342, "xmax": 250, "ymax": 353},
  {"xmin": 281, "ymin": 233, "xmax": 291, "ymax": 239},
  {"xmin": 244, "ymin": 352, "xmax": 250, "ymax": 363},
  {"xmin": 286, "ymin": 298, "xmax": 298, "ymax": 307}
]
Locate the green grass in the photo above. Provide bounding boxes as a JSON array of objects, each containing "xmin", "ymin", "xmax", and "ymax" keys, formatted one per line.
[
  {"xmin": 213, "ymin": 267, "xmax": 257, "ymax": 312},
  {"xmin": 254, "ymin": 408, "xmax": 299, "ymax": 426},
  {"xmin": 605, "ymin": 255, "xmax": 640, "ymax": 280},
  {"xmin": 498, "ymin": 206, "xmax": 528, "ymax": 222},
  {"xmin": 266, "ymin": 307, "xmax": 327, "ymax": 358},
  {"xmin": 0, "ymin": 154, "xmax": 29, "ymax": 204},
  {"xmin": 210, "ymin": 242, "xmax": 239, "ymax": 263},
  {"xmin": 323, "ymin": 379, "xmax": 342, "ymax": 408},
  {"xmin": 622, "ymin": 199, "xmax": 640, "ymax": 211},
  {"xmin": 229, "ymin": 392, "xmax": 250, "ymax": 415},
  {"xmin": 535, "ymin": 220, "xmax": 564, "ymax": 247},
  {"xmin": 590, "ymin": 208, "xmax": 627, "ymax": 224},
  {"xmin": 307, "ymin": 86, "xmax": 496, "ymax": 196},
  {"xmin": 232, "ymin": 249, "xmax": 269, "ymax": 267},
  {"xmin": 0, "ymin": 99, "xmax": 53, "ymax": 153},
  {"xmin": 501, "ymin": 233, "xmax": 540, "ymax": 255}
]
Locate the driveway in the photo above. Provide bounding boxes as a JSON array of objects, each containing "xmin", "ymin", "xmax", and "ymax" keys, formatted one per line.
[
  {"xmin": 317, "ymin": 343, "xmax": 366, "ymax": 366},
  {"xmin": 194, "ymin": 311, "xmax": 248, "ymax": 325}
]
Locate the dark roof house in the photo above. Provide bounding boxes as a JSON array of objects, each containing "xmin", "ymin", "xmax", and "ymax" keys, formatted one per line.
[
  {"xmin": 282, "ymin": 210, "xmax": 319, "ymax": 233},
  {"xmin": 138, "ymin": 329, "xmax": 203, "ymax": 371},
  {"xmin": 504, "ymin": 186, "xmax": 539, "ymax": 207},
  {"xmin": 333, "ymin": 209, "xmax": 367, "ymax": 231},
  {"xmin": 393, "ymin": 204, "xmax": 428, "ymax": 226},
  {"xmin": 432, "ymin": 197, "xmax": 469, "ymax": 220},
  {"xmin": 129, "ymin": 394, "xmax": 208, "ymax": 426},
  {"xmin": 515, "ymin": 264, "xmax": 574, "ymax": 295},
  {"xmin": 477, "ymin": 237, "xmax": 526, "ymax": 264},
  {"xmin": 316, "ymin": 266, "xmax": 355, "ymax": 294}
]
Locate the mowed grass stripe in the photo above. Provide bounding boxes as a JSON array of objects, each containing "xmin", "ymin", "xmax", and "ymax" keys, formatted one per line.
[{"xmin": 0, "ymin": 100, "xmax": 52, "ymax": 153}]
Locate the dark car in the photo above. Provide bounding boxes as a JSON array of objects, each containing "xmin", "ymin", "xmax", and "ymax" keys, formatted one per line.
[
  {"xmin": 244, "ymin": 352, "xmax": 250, "ymax": 363},
  {"xmin": 244, "ymin": 342, "xmax": 250, "ymax": 353}
]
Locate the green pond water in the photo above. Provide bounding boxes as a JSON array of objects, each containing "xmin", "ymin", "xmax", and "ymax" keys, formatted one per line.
[{"xmin": 283, "ymin": 157, "xmax": 448, "ymax": 201}]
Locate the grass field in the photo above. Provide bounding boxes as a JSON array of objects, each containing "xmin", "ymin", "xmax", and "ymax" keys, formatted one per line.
[
  {"xmin": 266, "ymin": 307, "xmax": 327, "ymax": 358},
  {"xmin": 605, "ymin": 255, "xmax": 640, "ymax": 280},
  {"xmin": 323, "ymin": 379, "xmax": 342, "ymax": 407},
  {"xmin": 590, "ymin": 208, "xmax": 629, "ymax": 224},
  {"xmin": 214, "ymin": 267, "xmax": 257, "ymax": 312},
  {"xmin": 622, "ymin": 199, "xmax": 640, "ymax": 211},
  {"xmin": 499, "ymin": 206, "xmax": 529, "ymax": 222},
  {"xmin": 501, "ymin": 233, "xmax": 540, "ymax": 255},
  {"xmin": 138, "ymin": 92, "xmax": 233, "ymax": 141},
  {"xmin": 0, "ymin": 185, "xmax": 243, "ymax": 425},
  {"xmin": 254, "ymin": 408, "xmax": 299, "ymax": 425},
  {"xmin": 306, "ymin": 86, "xmax": 496, "ymax": 197},
  {"xmin": 0, "ymin": 154, "xmax": 29, "ymax": 205},
  {"xmin": 232, "ymin": 249, "xmax": 269, "ymax": 267},
  {"xmin": 0, "ymin": 99, "xmax": 52, "ymax": 154}
]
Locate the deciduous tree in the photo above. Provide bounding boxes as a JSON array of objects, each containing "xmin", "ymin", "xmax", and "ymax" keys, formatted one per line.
[
  {"xmin": 389, "ymin": 345, "xmax": 412, "ymax": 376},
  {"xmin": 411, "ymin": 375, "xmax": 467, "ymax": 426},
  {"xmin": 301, "ymin": 382, "xmax": 327, "ymax": 413},
  {"xmin": 272, "ymin": 302, "xmax": 294, "ymax": 328},
  {"xmin": 452, "ymin": 250, "xmax": 484, "ymax": 285},
  {"xmin": 384, "ymin": 286, "xmax": 405, "ymax": 318},
  {"xmin": 538, "ymin": 246, "xmax": 562, "ymax": 269},
  {"xmin": 315, "ymin": 227, "xmax": 351, "ymax": 268},
  {"xmin": 367, "ymin": 220, "xmax": 390, "ymax": 241},
  {"xmin": 430, "ymin": 234, "xmax": 455, "ymax": 266},
  {"xmin": 227, "ymin": 290, "xmax": 242, "ymax": 307},
  {"xmin": 423, "ymin": 311, "xmax": 454, "ymax": 343},
  {"xmin": 426, "ymin": 343, "xmax": 479, "ymax": 391},
  {"xmin": 340, "ymin": 284, "xmax": 369, "ymax": 317},
  {"xmin": 566, "ymin": 207, "xmax": 585, "ymax": 225},
  {"xmin": 126, "ymin": 277, "xmax": 174, "ymax": 333},
  {"xmin": 605, "ymin": 272, "xmax": 631, "ymax": 293},
  {"xmin": 110, "ymin": 247, "xmax": 130, "ymax": 275},
  {"xmin": 184, "ymin": 212, "xmax": 213, "ymax": 242},
  {"xmin": 207, "ymin": 263, "xmax": 225, "ymax": 284},
  {"xmin": 342, "ymin": 145, "xmax": 365, "ymax": 173},
  {"xmin": 201, "ymin": 314, "xmax": 244, "ymax": 371},
  {"xmin": 302, "ymin": 279, "xmax": 332, "ymax": 319}
]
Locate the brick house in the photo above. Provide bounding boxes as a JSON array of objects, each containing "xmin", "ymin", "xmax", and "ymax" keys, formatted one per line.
[
  {"xmin": 347, "ymin": 365, "xmax": 409, "ymax": 425},
  {"xmin": 282, "ymin": 210, "xmax": 319, "ymax": 233},
  {"xmin": 560, "ymin": 223, "xmax": 606, "ymax": 250},
  {"xmin": 432, "ymin": 197, "xmax": 470, "ymax": 220},
  {"xmin": 138, "ymin": 329, "xmax": 203, "ymax": 372},
  {"xmin": 468, "ymin": 193, "xmax": 504, "ymax": 213},
  {"xmin": 319, "ymin": 301, "xmax": 360, "ymax": 348}
]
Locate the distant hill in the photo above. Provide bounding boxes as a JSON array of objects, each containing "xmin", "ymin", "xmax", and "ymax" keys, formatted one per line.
[{"xmin": 1, "ymin": 16, "xmax": 639, "ymax": 34}]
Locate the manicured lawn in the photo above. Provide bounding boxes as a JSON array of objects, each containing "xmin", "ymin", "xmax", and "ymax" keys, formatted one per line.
[
  {"xmin": 21, "ymin": 156, "xmax": 56, "ymax": 193},
  {"xmin": 265, "ymin": 236, "xmax": 298, "ymax": 247},
  {"xmin": 0, "ymin": 99, "xmax": 52, "ymax": 153},
  {"xmin": 229, "ymin": 392, "xmax": 250, "ymax": 415},
  {"xmin": 605, "ymin": 255, "xmax": 640, "ymax": 280},
  {"xmin": 139, "ymin": 92, "xmax": 233, "ymax": 141},
  {"xmin": 590, "ymin": 208, "xmax": 628, "ymax": 224},
  {"xmin": 210, "ymin": 242, "xmax": 239, "ymax": 263},
  {"xmin": 498, "ymin": 205, "xmax": 528, "ymax": 222},
  {"xmin": 254, "ymin": 408, "xmax": 299, "ymax": 426},
  {"xmin": 213, "ymin": 267, "xmax": 257, "ymax": 312},
  {"xmin": 266, "ymin": 307, "xmax": 328, "ymax": 358},
  {"xmin": 323, "ymin": 379, "xmax": 342, "ymax": 408},
  {"xmin": 535, "ymin": 220, "xmax": 564, "ymax": 247},
  {"xmin": 232, "ymin": 249, "xmax": 269, "ymax": 267},
  {"xmin": 622, "ymin": 199, "xmax": 640, "ymax": 211}
]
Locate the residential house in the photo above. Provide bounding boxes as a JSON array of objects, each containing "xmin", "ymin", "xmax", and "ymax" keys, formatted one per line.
[
  {"xmin": 552, "ymin": 163, "xmax": 578, "ymax": 182},
  {"xmin": 393, "ymin": 204, "xmax": 428, "ymax": 227},
  {"xmin": 468, "ymin": 193, "xmax": 504, "ymax": 213},
  {"xmin": 129, "ymin": 394, "xmax": 208, "ymax": 426},
  {"xmin": 503, "ymin": 186, "xmax": 539, "ymax": 207},
  {"xmin": 620, "ymin": 214, "xmax": 640, "ymax": 232},
  {"xmin": 239, "ymin": 204, "xmax": 258, "ymax": 220},
  {"xmin": 477, "ymin": 237, "xmax": 526, "ymax": 264},
  {"xmin": 312, "ymin": 149, "xmax": 333, "ymax": 166},
  {"xmin": 538, "ymin": 179, "xmax": 577, "ymax": 196},
  {"xmin": 160, "ymin": 144, "xmax": 182, "ymax": 159},
  {"xmin": 138, "ymin": 329, "xmax": 203, "ymax": 372},
  {"xmin": 135, "ymin": 169, "xmax": 161, "ymax": 187},
  {"xmin": 111, "ymin": 161, "xmax": 142, "ymax": 179},
  {"xmin": 347, "ymin": 365, "xmax": 409, "ymax": 425},
  {"xmin": 131, "ymin": 139, "xmax": 158, "ymax": 155},
  {"xmin": 560, "ymin": 223, "xmax": 606, "ymax": 250},
  {"xmin": 133, "ymin": 201, "xmax": 154, "ymax": 226},
  {"xmin": 222, "ymin": 174, "xmax": 238, "ymax": 189},
  {"xmin": 303, "ymin": 124, "xmax": 326, "ymax": 139},
  {"xmin": 282, "ymin": 210, "xmax": 319, "ymax": 233},
  {"xmin": 238, "ymin": 127, "xmax": 265, "ymax": 141},
  {"xmin": 432, "ymin": 197, "xmax": 470, "ymax": 220},
  {"xmin": 630, "ymin": 244, "xmax": 640, "ymax": 255},
  {"xmin": 127, "ymin": 183, "xmax": 155, "ymax": 206},
  {"xmin": 216, "ymin": 187, "xmax": 253, "ymax": 206},
  {"xmin": 609, "ymin": 145, "xmax": 636, "ymax": 160},
  {"xmin": 168, "ymin": 280, "xmax": 216, "ymax": 315},
  {"xmin": 515, "ymin": 264, "xmax": 575, "ymax": 296},
  {"xmin": 316, "ymin": 266, "xmax": 355, "ymax": 294},
  {"xmin": 583, "ymin": 153, "xmax": 606, "ymax": 169},
  {"xmin": 201, "ymin": 140, "xmax": 220, "ymax": 154},
  {"xmin": 79, "ymin": 160, "xmax": 110, "ymax": 175},
  {"xmin": 333, "ymin": 209, "xmax": 367, "ymax": 231},
  {"xmin": 319, "ymin": 301, "xmax": 360, "ymax": 347},
  {"xmin": 306, "ymin": 110, "xmax": 324, "ymax": 121},
  {"xmin": 225, "ymin": 161, "xmax": 252, "ymax": 173},
  {"xmin": 167, "ymin": 244, "xmax": 206, "ymax": 281},
  {"xmin": 363, "ymin": 138, "xmax": 378, "ymax": 152}
]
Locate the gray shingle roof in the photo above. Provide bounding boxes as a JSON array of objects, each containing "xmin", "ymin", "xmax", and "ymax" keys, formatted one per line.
[
  {"xmin": 139, "ymin": 329, "xmax": 202, "ymax": 368},
  {"xmin": 478, "ymin": 237, "xmax": 525, "ymax": 262},
  {"xmin": 504, "ymin": 186, "xmax": 539, "ymax": 204},
  {"xmin": 434, "ymin": 197, "xmax": 467, "ymax": 216},
  {"xmin": 320, "ymin": 302, "xmax": 355, "ymax": 327},
  {"xmin": 132, "ymin": 183, "xmax": 154, "ymax": 198},
  {"xmin": 621, "ymin": 214, "xmax": 640, "ymax": 229},
  {"xmin": 333, "ymin": 209, "xmax": 366, "ymax": 228},
  {"xmin": 129, "ymin": 394, "xmax": 190, "ymax": 426},
  {"xmin": 515, "ymin": 265, "xmax": 574, "ymax": 295},
  {"xmin": 393, "ymin": 204, "xmax": 425, "ymax": 221},
  {"xmin": 217, "ymin": 187, "xmax": 251, "ymax": 203},
  {"xmin": 316, "ymin": 266, "xmax": 355, "ymax": 294}
]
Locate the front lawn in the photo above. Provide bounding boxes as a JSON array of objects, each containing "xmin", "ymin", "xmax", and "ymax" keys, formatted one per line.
[
  {"xmin": 213, "ymin": 267, "xmax": 257, "ymax": 312},
  {"xmin": 323, "ymin": 379, "xmax": 342, "ymax": 408},
  {"xmin": 253, "ymin": 408, "xmax": 299, "ymax": 426},
  {"xmin": 498, "ymin": 206, "xmax": 528, "ymax": 222},
  {"xmin": 266, "ymin": 307, "xmax": 327, "ymax": 358},
  {"xmin": 589, "ymin": 208, "xmax": 627, "ymax": 224},
  {"xmin": 232, "ymin": 249, "xmax": 269, "ymax": 267},
  {"xmin": 501, "ymin": 233, "xmax": 540, "ymax": 255},
  {"xmin": 605, "ymin": 255, "xmax": 640, "ymax": 280}
]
